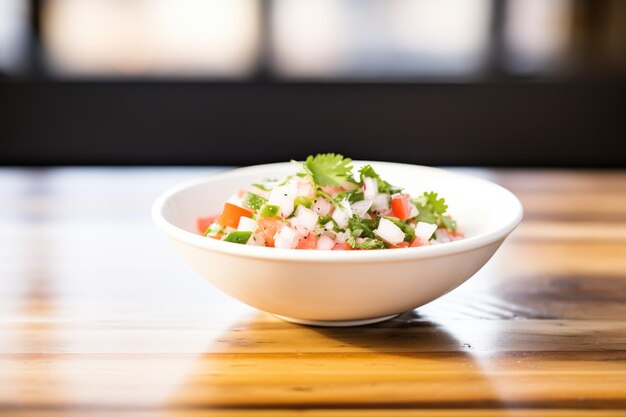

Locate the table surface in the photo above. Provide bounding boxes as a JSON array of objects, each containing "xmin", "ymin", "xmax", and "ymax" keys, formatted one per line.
[{"xmin": 1, "ymin": 167, "xmax": 626, "ymax": 417}]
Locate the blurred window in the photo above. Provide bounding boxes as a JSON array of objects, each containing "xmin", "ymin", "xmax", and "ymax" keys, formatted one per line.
[
  {"xmin": 504, "ymin": 0, "xmax": 572, "ymax": 74},
  {"xmin": 0, "ymin": 0, "xmax": 30, "ymax": 74},
  {"xmin": 271, "ymin": 0, "xmax": 492, "ymax": 78},
  {"xmin": 42, "ymin": 0, "xmax": 259, "ymax": 77}
]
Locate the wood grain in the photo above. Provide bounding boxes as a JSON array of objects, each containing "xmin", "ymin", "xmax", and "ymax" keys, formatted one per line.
[{"xmin": 1, "ymin": 168, "xmax": 625, "ymax": 416}]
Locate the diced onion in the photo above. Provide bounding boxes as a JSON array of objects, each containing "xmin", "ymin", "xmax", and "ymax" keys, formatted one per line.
[
  {"xmin": 274, "ymin": 226, "xmax": 299, "ymax": 249},
  {"xmin": 289, "ymin": 217, "xmax": 309, "ymax": 236},
  {"xmin": 335, "ymin": 231, "xmax": 349, "ymax": 243},
  {"xmin": 226, "ymin": 193, "xmax": 243, "ymax": 207},
  {"xmin": 414, "ymin": 222, "xmax": 438, "ymax": 240},
  {"xmin": 297, "ymin": 179, "xmax": 315, "ymax": 199},
  {"xmin": 237, "ymin": 216, "xmax": 258, "ymax": 233},
  {"xmin": 247, "ymin": 233, "xmax": 266, "ymax": 246},
  {"xmin": 351, "ymin": 199, "xmax": 373, "ymax": 218},
  {"xmin": 363, "ymin": 177, "xmax": 378, "ymax": 200},
  {"xmin": 331, "ymin": 199, "xmax": 352, "ymax": 229},
  {"xmin": 295, "ymin": 205, "xmax": 319, "ymax": 231},
  {"xmin": 371, "ymin": 193, "xmax": 389, "ymax": 211},
  {"xmin": 374, "ymin": 218, "xmax": 405, "ymax": 244},
  {"xmin": 317, "ymin": 235, "xmax": 335, "ymax": 250},
  {"xmin": 268, "ymin": 181, "xmax": 297, "ymax": 218},
  {"xmin": 434, "ymin": 228, "xmax": 451, "ymax": 243},
  {"xmin": 311, "ymin": 197, "xmax": 332, "ymax": 216}
]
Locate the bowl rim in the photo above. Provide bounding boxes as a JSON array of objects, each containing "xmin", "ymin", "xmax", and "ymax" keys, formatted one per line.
[{"xmin": 152, "ymin": 161, "xmax": 523, "ymax": 263}]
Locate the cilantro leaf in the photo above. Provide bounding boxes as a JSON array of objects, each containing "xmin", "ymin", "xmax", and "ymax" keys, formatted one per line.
[
  {"xmin": 440, "ymin": 215, "xmax": 457, "ymax": 232},
  {"xmin": 422, "ymin": 192, "xmax": 448, "ymax": 214},
  {"xmin": 359, "ymin": 165, "xmax": 402, "ymax": 194},
  {"xmin": 302, "ymin": 153, "xmax": 353, "ymax": 187},
  {"xmin": 336, "ymin": 190, "xmax": 364, "ymax": 203},
  {"xmin": 347, "ymin": 235, "xmax": 386, "ymax": 250},
  {"xmin": 347, "ymin": 215, "xmax": 379, "ymax": 238},
  {"xmin": 412, "ymin": 192, "xmax": 456, "ymax": 232}
]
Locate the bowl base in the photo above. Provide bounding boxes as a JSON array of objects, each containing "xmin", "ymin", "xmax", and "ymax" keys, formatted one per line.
[{"xmin": 274, "ymin": 314, "xmax": 400, "ymax": 327}]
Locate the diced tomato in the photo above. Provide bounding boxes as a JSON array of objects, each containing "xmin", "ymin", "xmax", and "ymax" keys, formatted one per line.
[
  {"xmin": 218, "ymin": 203, "xmax": 254, "ymax": 229},
  {"xmin": 296, "ymin": 232, "xmax": 318, "ymax": 250},
  {"xmin": 387, "ymin": 241, "xmax": 410, "ymax": 249},
  {"xmin": 410, "ymin": 236, "xmax": 430, "ymax": 247},
  {"xmin": 390, "ymin": 194, "xmax": 412, "ymax": 220},
  {"xmin": 197, "ymin": 214, "xmax": 219, "ymax": 234},
  {"xmin": 332, "ymin": 242, "xmax": 353, "ymax": 250},
  {"xmin": 257, "ymin": 217, "xmax": 283, "ymax": 248}
]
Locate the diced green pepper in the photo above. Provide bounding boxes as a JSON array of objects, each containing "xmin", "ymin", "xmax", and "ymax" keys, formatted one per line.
[
  {"xmin": 293, "ymin": 196, "xmax": 313, "ymax": 208},
  {"xmin": 223, "ymin": 231, "xmax": 252, "ymax": 244},
  {"xmin": 259, "ymin": 204, "xmax": 280, "ymax": 218},
  {"xmin": 242, "ymin": 192, "xmax": 267, "ymax": 210}
]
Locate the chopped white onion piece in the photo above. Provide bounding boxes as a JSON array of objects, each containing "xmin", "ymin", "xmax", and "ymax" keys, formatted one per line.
[
  {"xmin": 351, "ymin": 199, "xmax": 373, "ymax": 218},
  {"xmin": 297, "ymin": 179, "xmax": 315, "ymax": 199},
  {"xmin": 226, "ymin": 193, "xmax": 243, "ymax": 207},
  {"xmin": 268, "ymin": 180, "xmax": 297, "ymax": 218},
  {"xmin": 331, "ymin": 199, "xmax": 352, "ymax": 229},
  {"xmin": 335, "ymin": 231, "xmax": 349, "ymax": 243},
  {"xmin": 322, "ymin": 230, "xmax": 336, "ymax": 239},
  {"xmin": 295, "ymin": 205, "xmax": 319, "ymax": 231},
  {"xmin": 317, "ymin": 235, "xmax": 335, "ymax": 250},
  {"xmin": 274, "ymin": 225, "xmax": 299, "ymax": 249},
  {"xmin": 434, "ymin": 228, "xmax": 451, "ymax": 243},
  {"xmin": 205, "ymin": 224, "xmax": 221, "ymax": 237},
  {"xmin": 374, "ymin": 218, "xmax": 405, "ymax": 244},
  {"xmin": 311, "ymin": 197, "xmax": 332, "ymax": 216},
  {"xmin": 363, "ymin": 177, "xmax": 378, "ymax": 200},
  {"xmin": 408, "ymin": 203, "xmax": 419, "ymax": 219},
  {"xmin": 247, "ymin": 233, "xmax": 266, "ymax": 246},
  {"xmin": 414, "ymin": 222, "xmax": 438, "ymax": 240},
  {"xmin": 237, "ymin": 216, "xmax": 258, "ymax": 233},
  {"xmin": 371, "ymin": 193, "xmax": 389, "ymax": 211},
  {"xmin": 324, "ymin": 221, "xmax": 334, "ymax": 231},
  {"xmin": 289, "ymin": 217, "xmax": 309, "ymax": 236}
]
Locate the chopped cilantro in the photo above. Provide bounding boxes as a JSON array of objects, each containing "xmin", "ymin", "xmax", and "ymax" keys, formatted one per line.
[
  {"xmin": 441, "ymin": 215, "xmax": 457, "ymax": 232},
  {"xmin": 336, "ymin": 190, "xmax": 364, "ymax": 203},
  {"xmin": 412, "ymin": 192, "xmax": 456, "ymax": 231},
  {"xmin": 359, "ymin": 165, "xmax": 402, "ymax": 194},
  {"xmin": 347, "ymin": 215, "xmax": 379, "ymax": 238},
  {"xmin": 294, "ymin": 153, "xmax": 353, "ymax": 187},
  {"xmin": 347, "ymin": 235, "xmax": 386, "ymax": 250},
  {"xmin": 318, "ymin": 215, "xmax": 333, "ymax": 225}
]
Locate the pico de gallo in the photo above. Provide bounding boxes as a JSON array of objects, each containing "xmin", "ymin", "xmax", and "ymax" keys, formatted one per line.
[{"xmin": 197, "ymin": 154, "xmax": 463, "ymax": 250}]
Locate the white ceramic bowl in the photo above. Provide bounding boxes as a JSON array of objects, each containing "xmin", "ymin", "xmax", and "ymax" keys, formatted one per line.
[{"xmin": 153, "ymin": 162, "xmax": 523, "ymax": 327}]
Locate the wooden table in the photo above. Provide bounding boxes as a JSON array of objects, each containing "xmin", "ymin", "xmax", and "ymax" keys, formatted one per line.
[{"xmin": 2, "ymin": 168, "xmax": 626, "ymax": 417}]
